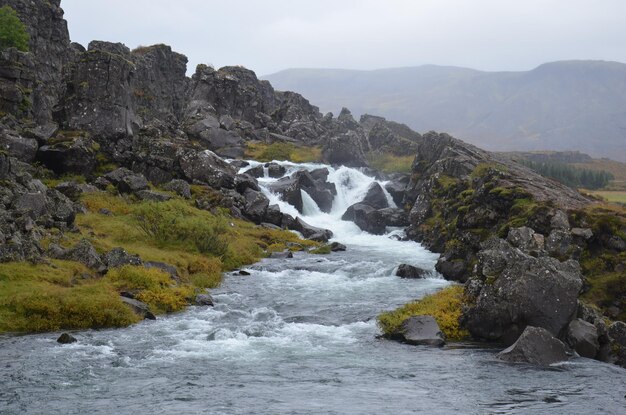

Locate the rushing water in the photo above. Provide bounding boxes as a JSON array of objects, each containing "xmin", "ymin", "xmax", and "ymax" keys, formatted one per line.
[{"xmin": 1, "ymin": 160, "xmax": 625, "ymax": 415}]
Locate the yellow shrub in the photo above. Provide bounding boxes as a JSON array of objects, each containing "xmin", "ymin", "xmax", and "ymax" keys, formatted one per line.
[
  {"xmin": 136, "ymin": 286, "xmax": 193, "ymax": 314},
  {"xmin": 377, "ymin": 285, "xmax": 469, "ymax": 340},
  {"xmin": 107, "ymin": 265, "xmax": 171, "ymax": 291},
  {"xmin": 0, "ymin": 270, "xmax": 138, "ymax": 333}
]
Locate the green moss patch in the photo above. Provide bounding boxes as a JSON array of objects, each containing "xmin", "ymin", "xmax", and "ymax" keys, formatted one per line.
[{"xmin": 377, "ymin": 285, "xmax": 469, "ymax": 341}]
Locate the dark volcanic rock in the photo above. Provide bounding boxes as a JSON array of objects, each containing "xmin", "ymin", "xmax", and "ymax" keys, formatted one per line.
[
  {"xmin": 378, "ymin": 207, "xmax": 408, "ymax": 227},
  {"xmin": 37, "ymin": 134, "xmax": 97, "ymax": 175},
  {"xmin": 268, "ymin": 175, "xmax": 303, "ymax": 212},
  {"xmin": 194, "ymin": 293, "xmax": 214, "ymax": 306},
  {"xmin": 136, "ymin": 190, "xmax": 172, "ymax": 202},
  {"xmin": 104, "ymin": 248, "xmax": 142, "ymax": 269},
  {"xmin": 49, "ymin": 239, "xmax": 105, "ymax": 272},
  {"xmin": 144, "ymin": 261, "xmax": 178, "ymax": 279},
  {"xmin": 391, "ymin": 315, "xmax": 445, "ymax": 347},
  {"xmin": 341, "ymin": 203, "xmax": 386, "ymax": 235},
  {"xmin": 322, "ymin": 131, "xmax": 369, "ymax": 167},
  {"xmin": 270, "ymin": 251, "xmax": 293, "ymax": 259},
  {"xmin": 0, "ymin": 132, "xmax": 38, "ymax": 163},
  {"xmin": 267, "ymin": 163, "xmax": 286, "ymax": 178},
  {"xmin": 463, "ymin": 238, "xmax": 582, "ymax": 344},
  {"xmin": 435, "ymin": 258, "xmax": 467, "ymax": 282},
  {"xmin": 565, "ymin": 319, "xmax": 599, "ymax": 359},
  {"xmin": 58, "ymin": 41, "xmax": 137, "ymax": 139},
  {"xmin": 291, "ymin": 217, "xmax": 333, "ymax": 242},
  {"xmin": 178, "ymin": 149, "xmax": 237, "ymax": 189},
  {"xmin": 121, "ymin": 296, "xmax": 156, "ymax": 320},
  {"xmin": 496, "ymin": 326, "xmax": 571, "ymax": 366},
  {"xmin": 330, "ymin": 242, "xmax": 347, "ymax": 252},
  {"xmin": 361, "ymin": 182, "xmax": 389, "ymax": 209},
  {"xmin": 163, "ymin": 179, "xmax": 191, "ymax": 199},
  {"xmin": 242, "ymin": 188, "xmax": 269, "ymax": 224},
  {"xmin": 396, "ymin": 264, "xmax": 429, "ymax": 279},
  {"xmin": 57, "ymin": 333, "xmax": 77, "ymax": 344}
]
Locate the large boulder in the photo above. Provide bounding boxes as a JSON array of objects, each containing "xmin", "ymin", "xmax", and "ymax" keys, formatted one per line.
[
  {"xmin": 289, "ymin": 217, "xmax": 333, "ymax": 242},
  {"xmin": 0, "ymin": 132, "xmax": 38, "ymax": 163},
  {"xmin": 377, "ymin": 207, "xmax": 409, "ymax": 227},
  {"xmin": 463, "ymin": 238, "xmax": 583, "ymax": 344},
  {"xmin": 242, "ymin": 188, "xmax": 269, "ymax": 224},
  {"xmin": 267, "ymin": 175, "xmax": 303, "ymax": 212},
  {"xmin": 384, "ymin": 179, "xmax": 407, "ymax": 206},
  {"xmin": 103, "ymin": 248, "xmax": 142, "ymax": 269},
  {"xmin": 12, "ymin": 192, "xmax": 47, "ymax": 218},
  {"xmin": 565, "ymin": 319, "xmax": 600, "ymax": 359},
  {"xmin": 322, "ymin": 131, "xmax": 369, "ymax": 167},
  {"xmin": 49, "ymin": 239, "xmax": 105, "ymax": 272},
  {"xmin": 341, "ymin": 203, "xmax": 386, "ymax": 235},
  {"xmin": 36, "ymin": 134, "xmax": 97, "ymax": 175},
  {"xmin": 162, "ymin": 179, "xmax": 191, "ymax": 199},
  {"xmin": 389, "ymin": 315, "xmax": 446, "ymax": 347},
  {"xmin": 496, "ymin": 326, "xmax": 572, "ymax": 366},
  {"xmin": 361, "ymin": 182, "xmax": 389, "ymax": 209},
  {"xmin": 507, "ymin": 226, "xmax": 545, "ymax": 253},
  {"xmin": 177, "ymin": 149, "xmax": 237, "ymax": 189}
]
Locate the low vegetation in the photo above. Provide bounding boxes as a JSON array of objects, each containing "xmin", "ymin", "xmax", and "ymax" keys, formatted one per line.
[
  {"xmin": 377, "ymin": 285, "xmax": 469, "ymax": 341},
  {"xmin": 585, "ymin": 191, "xmax": 626, "ymax": 205},
  {"xmin": 366, "ymin": 153, "xmax": 414, "ymax": 173},
  {"xmin": 0, "ymin": 187, "xmax": 318, "ymax": 333},
  {"xmin": 0, "ymin": 261, "xmax": 138, "ymax": 332},
  {"xmin": 520, "ymin": 159, "xmax": 614, "ymax": 189},
  {"xmin": 245, "ymin": 142, "xmax": 322, "ymax": 163},
  {"xmin": 0, "ymin": 6, "xmax": 29, "ymax": 52}
]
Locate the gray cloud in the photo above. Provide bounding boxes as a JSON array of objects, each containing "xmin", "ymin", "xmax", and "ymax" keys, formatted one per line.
[{"xmin": 62, "ymin": 0, "xmax": 626, "ymax": 75}]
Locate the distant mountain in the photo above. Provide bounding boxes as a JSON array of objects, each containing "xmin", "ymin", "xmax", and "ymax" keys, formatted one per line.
[{"xmin": 264, "ymin": 61, "xmax": 626, "ymax": 162}]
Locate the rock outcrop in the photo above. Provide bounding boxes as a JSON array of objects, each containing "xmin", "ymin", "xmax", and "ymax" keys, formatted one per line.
[
  {"xmin": 388, "ymin": 315, "xmax": 446, "ymax": 347},
  {"xmin": 496, "ymin": 326, "xmax": 572, "ymax": 366}
]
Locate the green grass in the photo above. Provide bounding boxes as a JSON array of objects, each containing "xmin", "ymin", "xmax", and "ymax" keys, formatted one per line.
[
  {"xmin": 0, "ymin": 260, "xmax": 139, "ymax": 332},
  {"xmin": 245, "ymin": 142, "xmax": 322, "ymax": 163},
  {"xmin": 586, "ymin": 191, "xmax": 626, "ymax": 204},
  {"xmin": 310, "ymin": 245, "xmax": 332, "ymax": 255},
  {"xmin": 0, "ymin": 190, "xmax": 318, "ymax": 333},
  {"xmin": 367, "ymin": 153, "xmax": 414, "ymax": 173},
  {"xmin": 377, "ymin": 285, "xmax": 469, "ymax": 341}
]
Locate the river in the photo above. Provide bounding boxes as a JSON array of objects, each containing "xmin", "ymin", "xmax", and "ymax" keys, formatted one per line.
[{"xmin": 1, "ymin": 160, "xmax": 625, "ymax": 414}]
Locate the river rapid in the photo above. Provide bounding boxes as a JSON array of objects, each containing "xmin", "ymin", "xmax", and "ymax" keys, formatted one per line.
[{"xmin": 1, "ymin": 160, "xmax": 625, "ymax": 414}]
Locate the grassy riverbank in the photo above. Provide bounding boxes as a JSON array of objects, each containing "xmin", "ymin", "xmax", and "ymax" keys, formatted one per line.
[{"xmin": 0, "ymin": 187, "xmax": 317, "ymax": 333}]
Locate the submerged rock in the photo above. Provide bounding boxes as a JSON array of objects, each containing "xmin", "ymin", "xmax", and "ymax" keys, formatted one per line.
[
  {"xmin": 393, "ymin": 316, "xmax": 446, "ymax": 347},
  {"xmin": 395, "ymin": 264, "xmax": 429, "ymax": 279},
  {"xmin": 56, "ymin": 333, "xmax": 77, "ymax": 344},
  {"xmin": 496, "ymin": 326, "xmax": 572, "ymax": 366},
  {"xmin": 330, "ymin": 242, "xmax": 347, "ymax": 252},
  {"xmin": 270, "ymin": 251, "xmax": 293, "ymax": 259},
  {"xmin": 194, "ymin": 293, "xmax": 214, "ymax": 306}
]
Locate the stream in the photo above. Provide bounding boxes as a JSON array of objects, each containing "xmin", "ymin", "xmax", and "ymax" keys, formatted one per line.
[{"xmin": 1, "ymin": 160, "xmax": 625, "ymax": 414}]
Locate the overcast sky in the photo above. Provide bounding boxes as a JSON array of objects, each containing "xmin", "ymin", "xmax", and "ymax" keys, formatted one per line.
[{"xmin": 61, "ymin": 0, "xmax": 625, "ymax": 76}]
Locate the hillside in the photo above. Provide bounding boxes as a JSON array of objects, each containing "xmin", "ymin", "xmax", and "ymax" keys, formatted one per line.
[{"xmin": 264, "ymin": 61, "xmax": 626, "ymax": 162}]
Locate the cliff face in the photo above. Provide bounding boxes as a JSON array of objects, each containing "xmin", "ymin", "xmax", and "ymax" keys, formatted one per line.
[{"xmin": 0, "ymin": 0, "xmax": 72, "ymax": 123}]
